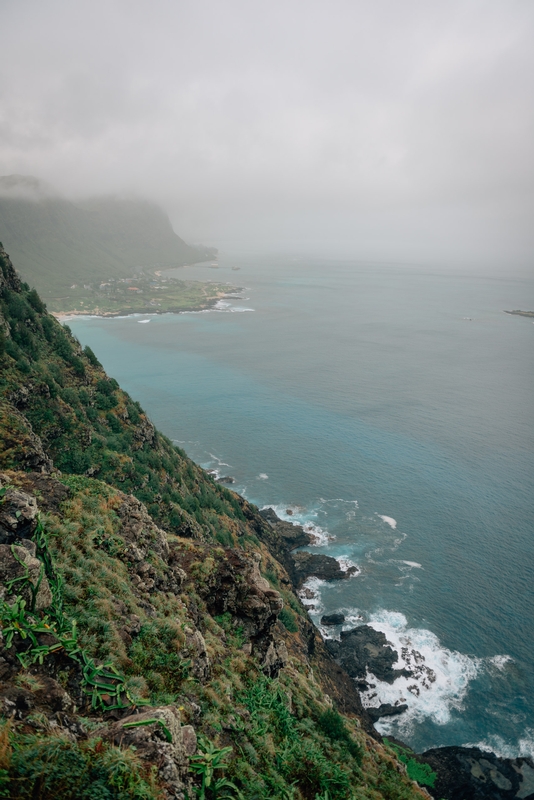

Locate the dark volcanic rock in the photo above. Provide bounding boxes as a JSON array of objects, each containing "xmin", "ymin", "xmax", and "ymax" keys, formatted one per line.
[
  {"xmin": 292, "ymin": 552, "xmax": 356, "ymax": 587},
  {"xmin": 321, "ymin": 612, "xmax": 346, "ymax": 626},
  {"xmin": 0, "ymin": 475, "xmax": 39, "ymax": 543},
  {"xmin": 216, "ymin": 475, "xmax": 236, "ymax": 484},
  {"xmin": 325, "ymin": 625, "xmax": 411, "ymax": 683},
  {"xmin": 421, "ymin": 745, "xmax": 534, "ymax": 800},
  {"xmin": 259, "ymin": 507, "xmax": 281, "ymax": 525},
  {"xmin": 367, "ymin": 703, "xmax": 408, "ymax": 722},
  {"xmin": 0, "ymin": 403, "xmax": 53, "ymax": 473},
  {"xmin": 259, "ymin": 507, "xmax": 313, "ymax": 550}
]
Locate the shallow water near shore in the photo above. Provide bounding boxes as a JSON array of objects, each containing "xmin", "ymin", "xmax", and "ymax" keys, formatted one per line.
[{"xmin": 69, "ymin": 253, "xmax": 534, "ymax": 757}]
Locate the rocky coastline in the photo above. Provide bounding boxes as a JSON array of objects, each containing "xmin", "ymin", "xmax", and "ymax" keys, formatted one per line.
[
  {"xmin": 260, "ymin": 507, "xmax": 534, "ymax": 799},
  {"xmin": 1, "ymin": 241, "xmax": 532, "ymax": 799}
]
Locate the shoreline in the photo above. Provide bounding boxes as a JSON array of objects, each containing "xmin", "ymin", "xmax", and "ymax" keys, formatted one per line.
[{"xmin": 51, "ymin": 290, "xmax": 237, "ymax": 322}]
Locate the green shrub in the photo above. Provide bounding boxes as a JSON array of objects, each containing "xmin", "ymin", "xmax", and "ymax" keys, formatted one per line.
[
  {"xmin": 5, "ymin": 732, "xmax": 160, "ymax": 800},
  {"xmin": 277, "ymin": 737, "xmax": 352, "ymax": 799},
  {"xmin": 27, "ymin": 288, "xmax": 46, "ymax": 313},
  {"xmin": 128, "ymin": 622, "xmax": 189, "ymax": 696},
  {"xmin": 317, "ymin": 708, "xmax": 362, "ymax": 762},
  {"xmin": 96, "ymin": 392, "xmax": 117, "ymax": 410},
  {"xmin": 83, "ymin": 345, "xmax": 101, "ymax": 367},
  {"xmin": 57, "ymin": 448, "xmax": 91, "ymax": 474},
  {"xmin": 278, "ymin": 607, "xmax": 298, "ymax": 633},
  {"xmin": 383, "ymin": 739, "xmax": 436, "ymax": 787}
]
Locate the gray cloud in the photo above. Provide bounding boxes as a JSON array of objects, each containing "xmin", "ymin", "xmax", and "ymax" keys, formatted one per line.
[{"xmin": 0, "ymin": 0, "xmax": 533, "ymax": 271}]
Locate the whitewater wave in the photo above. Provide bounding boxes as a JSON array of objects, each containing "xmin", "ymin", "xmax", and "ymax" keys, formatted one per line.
[
  {"xmin": 464, "ymin": 729, "xmax": 534, "ymax": 760},
  {"xmin": 261, "ymin": 503, "xmax": 335, "ymax": 547},
  {"xmin": 298, "ymin": 577, "xmax": 326, "ymax": 615},
  {"xmin": 336, "ymin": 556, "xmax": 361, "ymax": 577},
  {"xmin": 214, "ymin": 300, "xmax": 255, "ymax": 313},
  {"xmin": 337, "ymin": 609, "xmax": 511, "ymax": 738},
  {"xmin": 208, "ymin": 453, "xmax": 231, "ymax": 468},
  {"xmin": 377, "ymin": 514, "xmax": 397, "ymax": 529}
]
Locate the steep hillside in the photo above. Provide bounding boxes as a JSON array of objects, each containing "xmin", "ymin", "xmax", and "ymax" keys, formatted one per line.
[
  {"xmin": 0, "ymin": 175, "xmax": 216, "ymax": 300},
  {"xmin": 0, "ymin": 245, "xmax": 432, "ymax": 799}
]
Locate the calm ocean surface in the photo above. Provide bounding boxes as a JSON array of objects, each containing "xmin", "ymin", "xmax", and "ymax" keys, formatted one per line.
[{"xmin": 69, "ymin": 254, "xmax": 534, "ymax": 757}]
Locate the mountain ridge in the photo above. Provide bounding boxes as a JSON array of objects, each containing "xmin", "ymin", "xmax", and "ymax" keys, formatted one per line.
[{"xmin": 0, "ymin": 175, "xmax": 216, "ymax": 299}]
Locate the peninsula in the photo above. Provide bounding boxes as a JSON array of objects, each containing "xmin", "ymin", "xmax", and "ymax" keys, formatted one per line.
[
  {"xmin": 49, "ymin": 274, "xmax": 241, "ymax": 318},
  {"xmin": 504, "ymin": 309, "xmax": 534, "ymax": 317}
]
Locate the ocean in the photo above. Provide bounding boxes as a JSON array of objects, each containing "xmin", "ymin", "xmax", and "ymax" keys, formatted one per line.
[{"xmin": 68, "ymin": 253, "xmax": 534, "ymax": 758}]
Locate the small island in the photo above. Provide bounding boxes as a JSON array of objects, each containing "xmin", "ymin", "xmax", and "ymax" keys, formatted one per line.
[{"xmin": 504, "ymin": 309, "xmax": 534, "ymax": 318}]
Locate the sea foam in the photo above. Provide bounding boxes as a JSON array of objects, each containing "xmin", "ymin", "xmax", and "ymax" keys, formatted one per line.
[
  {"xmin": 377, "ymin": 514, "xmax": 397, "ymax": 529},
  {"xmin": 261, "ymin": 503, "xmax": 335, "ymax": 546},
  {"xmin": 356, "ymin": 610, "xmax": 483, "ymax": 735},
  {"xmin": 464, "ymin": 729, "xmax": 534, "ymax": 760}
]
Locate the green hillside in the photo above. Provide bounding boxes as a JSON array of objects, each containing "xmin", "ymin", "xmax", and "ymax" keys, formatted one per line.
[
  {"xmin": 0, "ymin": 244, "xmax": 428, "ymax": 799},
  {"xmin": 0, "ymin": 175, "xmax": 216, "ymax": 300}
]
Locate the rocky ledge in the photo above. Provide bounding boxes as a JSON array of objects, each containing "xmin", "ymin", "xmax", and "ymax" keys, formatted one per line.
[
  {"xmin": 292, "ymin": 551, "xmax": 357, "ymax": 586},
  {"xmin": 325, "ymin": 625, "xmax": 411, "ymax": 684},
  {"xmin": 259, "ymin": 506, "xmax": 313, "ymax": 549},
  {"xmin": 420, "ymin": 746, "xmax": 534, "ymax": 800}
]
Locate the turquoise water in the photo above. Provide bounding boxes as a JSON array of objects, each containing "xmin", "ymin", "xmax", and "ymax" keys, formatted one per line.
[{"xmin": 69, "ymin": 254, "xmax": 534, "ymax": 756}]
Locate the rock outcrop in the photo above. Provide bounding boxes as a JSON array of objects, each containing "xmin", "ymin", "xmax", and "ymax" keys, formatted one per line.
[
  {"xmin": 421, "ymin": 745, "xmax": 534, "ymax": 800},
  {"xmin": 259, "ymin": 507, "xmax": 313, "ymax": 550},
  {"xmin": 0, "ymin": 403, "xmax": 53, "ymax": 473},
  {"xmin": 101, "ymin": 706, "xmax": 197, "ymax": 800},
  {"xmin": 326, "ymin": 625, "xmax": 412, "ymax": 684},
  {"xmin": 0, "ymin": 540, "xmax": 52, "ymax": 610},
  {"xmin": 292, "ymin": 551, "xmax": 357, "ymax": 587},
  {"xmin": 0, "ymin": 475, "xmax": 39, "ymax": 543},
  {"xmin": 321, "ymin": 612, "xmax": 346, "ymax": 626}
]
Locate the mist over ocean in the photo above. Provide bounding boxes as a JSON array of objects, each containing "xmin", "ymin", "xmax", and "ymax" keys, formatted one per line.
[{"xmin": 69, "ymin": 253, "xmax": 534, "ymax": 757}]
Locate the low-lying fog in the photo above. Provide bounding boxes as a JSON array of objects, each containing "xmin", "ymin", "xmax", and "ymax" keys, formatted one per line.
[{"xmin": 0, "ymin": 0, "xmax": 533, "ymax": 275}]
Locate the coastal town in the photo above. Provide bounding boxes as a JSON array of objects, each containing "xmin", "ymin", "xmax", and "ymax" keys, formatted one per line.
[{"xmin": 48, "ymin": 272, "xmax": 240, "ymax": 317}]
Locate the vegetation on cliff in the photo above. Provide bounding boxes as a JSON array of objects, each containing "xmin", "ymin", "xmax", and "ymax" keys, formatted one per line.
[{"xmin": 0, "ymin": 244, "xmax": 426, "ymax": 799}]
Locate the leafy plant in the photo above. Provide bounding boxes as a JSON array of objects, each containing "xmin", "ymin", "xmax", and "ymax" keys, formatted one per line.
[
  {"xmin": 189, "ymin": 737, "xmax": 236, "ymax": 799},
  {"xmin": 316, "ymin": 708, "xmax": 362, "ymax": 762},
  {"xmin": 383, "ymin": 739, "xmax": 437, "ymax": 788},
  {"xmin": 4, "ymin": 730, "xmax": 161, "ymax": 799},
  {"xmin": 278, "ymin": 607, "xmax": 298, "ymax": 633}
]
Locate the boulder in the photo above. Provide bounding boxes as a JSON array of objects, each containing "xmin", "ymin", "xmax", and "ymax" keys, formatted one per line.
[
  {"xmin": 292, "ymin": 552, "xmax": 356, "ymax": 587},
  {"xmin": 421, "ymin": 745, "xmax": 534, "ymax": 800},
  {"xmin": 367, "ymin": 703, "xmax": 408, "ymax": 722},
  {"xmin": 0, "ymin": 541, "xmax": 52, "ymax": 610},
  {"xmin": 0, "ymin": 477, "xmax": 39, "ymax": 544},
  {"xmin": 101, "ymin": 706, "xmax": 197, "ymax": 799},
  {"xmin": 321, "ymin": 612, "xmax": 346, "ymax": 626},
  {"xmin": 326, "ymin": 625, "xmax": 411, "ymax": 684},
  {"xmin": 183, "ymin": 629, "xmax": 210, "ymax": 682}
]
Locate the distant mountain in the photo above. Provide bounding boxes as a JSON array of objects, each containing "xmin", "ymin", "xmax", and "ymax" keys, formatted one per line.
[{"xmin": 0, "ymin": 175, "xmax": 216, "ymax": 298}]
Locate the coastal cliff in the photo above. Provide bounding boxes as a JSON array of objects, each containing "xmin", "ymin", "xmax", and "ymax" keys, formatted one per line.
[
  {"xmin": 0, "ymin": 243, "xmax": 532, "ymax": 799},
  {"xmin": 0, "ymin": 243, "xmax": 427, "ymax": 798}
]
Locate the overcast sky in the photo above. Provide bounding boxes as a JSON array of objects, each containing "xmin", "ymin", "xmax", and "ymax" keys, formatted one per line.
[{"xmin": 1, "ymin": 0, "xmax": 533, "ymax": 271}]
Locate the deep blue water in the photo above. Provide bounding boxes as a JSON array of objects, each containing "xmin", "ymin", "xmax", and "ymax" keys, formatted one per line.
[{"xmin": 69, "ymin": 254, "xmax": 534, "ymax": 757}]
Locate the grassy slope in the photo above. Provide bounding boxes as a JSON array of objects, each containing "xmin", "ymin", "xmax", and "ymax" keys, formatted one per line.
[{"xmin": 0, "ymin": 245, "xmax": 426, "ymax": 800}]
